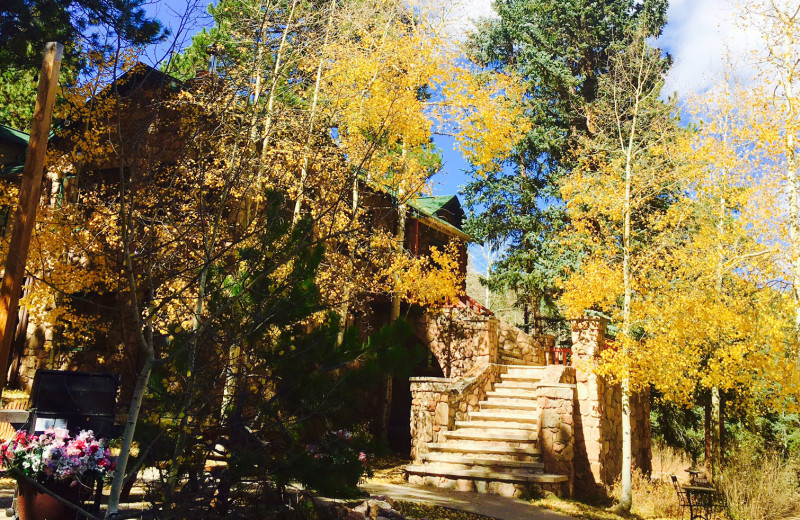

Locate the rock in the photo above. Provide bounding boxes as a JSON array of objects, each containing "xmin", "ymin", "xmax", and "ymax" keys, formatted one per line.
[
  {"xmin": 408, "ymin": 475, "xmax": 424, "ymax": 486},
  {"xmin": 371, "ymin": 496, "xmax": 394, "ymax": 508},
  {"xmin": 434, "ymin": 402, "xmax": 449, "ymax": 425},
  {"xmin": 495, "ymin": 482, "xmax": 518, "ymax": 497},
  {"xmin": 542, "ymin": 409, "xmax": 560, "ymax": 429},
  {"xmin": 329, "ymin": 503, "xmax": 367, "ymax": 520},
  {"xmin": 456, "ymin": 479, "xmax": 474, "ymax": 492}
]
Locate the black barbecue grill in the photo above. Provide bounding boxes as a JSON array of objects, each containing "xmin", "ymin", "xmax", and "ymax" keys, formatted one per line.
[
  {"xmin": 24, "ymin": 369, "xmax": 120, "ymax": 438},
  {"xmin": 3, "ymin": 369, "xmax": 121, "ymax": 520}
]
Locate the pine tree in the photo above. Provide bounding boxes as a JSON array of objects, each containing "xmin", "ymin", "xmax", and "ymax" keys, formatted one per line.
[
  {"xmin": 0, "ymin": 0, "xmax": 165, "ymax": 68},
  {"xmin": 463, "ymin": 0, "xmax": 668, "ymax": 314}
]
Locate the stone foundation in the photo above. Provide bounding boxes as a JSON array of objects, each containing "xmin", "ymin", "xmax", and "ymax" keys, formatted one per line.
[{"xmin": 407, "ymin": 474, "xmax": 532, "ymax": 497}]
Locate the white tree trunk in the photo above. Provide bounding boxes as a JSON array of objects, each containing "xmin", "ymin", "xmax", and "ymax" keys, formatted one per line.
[
  {"xmin": 293, "ymin": 0, "xmax": 337, "ymax": 225},
  {"xmin": 260, "ymin": 0, "xmax": 299, "ymax": 161},
  {"xmin": 620, "ymin": 155, "xmax": 633, "ymax": 511}
]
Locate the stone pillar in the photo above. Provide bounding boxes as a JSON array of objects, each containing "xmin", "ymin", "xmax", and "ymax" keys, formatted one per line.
[
  {"xmin": 570, "ymin": 317, "xmax": 652, "ymax": 496},
  {"xmin": 536, "ymin": 368, "xmax": 576, "ymax": 496},
  {"xmin": 571, "ymin": 317, "xmax": 614, "ymax": 496},
  {"xmin": 409, "ymin": 377, "xmax": 454, "ymax": 462}
]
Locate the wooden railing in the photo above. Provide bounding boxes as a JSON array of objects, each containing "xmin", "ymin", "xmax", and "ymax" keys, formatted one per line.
[
  {"xmin": 444, "ymin": 295, "xmax": 494, "ymax": 316},
  {"xmin": 547, "ymin": 346, "xmax": 572, "ymax": 366}
]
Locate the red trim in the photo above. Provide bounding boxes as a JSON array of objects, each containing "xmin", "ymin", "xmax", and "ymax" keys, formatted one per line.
[
  {"xmin": 548, "ymin": 347, "xmax": 572, "ymax": 366},
  {"xmin": 444, "ymin": 295, "xmax": 494, "ymax": 316},
  {"xmin": 414, "ymin": 219, "xmax": 420, "ymax": 256}
]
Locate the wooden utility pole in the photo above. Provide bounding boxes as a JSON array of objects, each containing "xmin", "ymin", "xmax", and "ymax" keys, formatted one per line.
[{"xmin": 0, "ymin": 42, "xmax": 63, "ymax": 390}]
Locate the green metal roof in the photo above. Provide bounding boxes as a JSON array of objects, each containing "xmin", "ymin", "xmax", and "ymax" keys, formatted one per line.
[
  {"xmin": 411, "ymin": 195, "xmax": 457, "ymax": 217},
  {"xmin": 0, "ymin": 124, "xmax": 29, "ymax": 147},
  {"xmin": 1, "ymin": 164, "xmax": 24, "ymax": 176},
  {"xmin": 0, "ymin": 124, "xmax": 28, "ymax": 179},
  {"xmin": 408, "ymin": 195, "xmax": 472, "ymax": 242}
]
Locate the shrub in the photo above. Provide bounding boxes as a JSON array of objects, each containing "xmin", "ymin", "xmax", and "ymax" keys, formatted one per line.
[
  {"xmin": 719, "ymin": 443, "xmax": 800, "ymax": 520},
  {"xmin": 609, "ymin": 443, "xmax": 693, "ymax": 518},
  {"xmin": 297, "ymin": 429, "xmax": 371, "ymax": 497}
]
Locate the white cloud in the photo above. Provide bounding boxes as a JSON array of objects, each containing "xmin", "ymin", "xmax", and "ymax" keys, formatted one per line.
[
  {"xmin": 428, "ymin": 0, "xmax": 496, "ymax": 41},
  {"xmin": 455, "ymin": 0, "xmax": 496, "ymax": 24},
  {"xmin": 659, "ymin": 0, "xmax": 762, "ymax": 100},
  {"xmin": 441, "ymin": 0, "xmax": 771, "ymax": 101}
]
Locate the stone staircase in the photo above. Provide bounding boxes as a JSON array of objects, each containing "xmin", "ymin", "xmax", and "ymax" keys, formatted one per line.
[{"xmin": 406, "ymin": 365, "xmax": 568, "ymax": 497}]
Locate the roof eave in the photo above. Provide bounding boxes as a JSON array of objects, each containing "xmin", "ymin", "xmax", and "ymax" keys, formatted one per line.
[{"xmin": 412, "ymin": 210, "xmax": 473, "ymax": 242}]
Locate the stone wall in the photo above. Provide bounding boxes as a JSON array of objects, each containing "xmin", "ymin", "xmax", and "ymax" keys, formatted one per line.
[
  {"xmin": 409, "ymin": 364, "xmax": 501, "ymax": 462},
  {"xmin": 409, "ymin": 377, "xmax": 453, "ymax": 462},
  {"xmin": 409, "ymin": 313, "xmax": 652, "ymax": 499},
  {"xmin": 570, "ymin": 317, "xmax": 651, "ymax": 497},
  {"xmin": 411, "ymin": 308, "xmax": 558, "ymax": 378},
  {"xmin": 535, "ymin": 365, "xmax": 577, "ymax": 496},
  {"xmin": 496, "ymin": 320, "xmax": 550, "ymax": 365},
  {"xmin": 449, "ymin": 363, "xmax": 502, "ymax": 423},
  {"xmin": 410, "ymin": 309, "xmax": 498, "ymax": 379}
]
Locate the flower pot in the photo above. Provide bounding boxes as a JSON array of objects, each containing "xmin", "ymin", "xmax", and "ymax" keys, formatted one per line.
[{"xmin": 16, "ymin": 479, "xmax": 89, "ymax": 520}]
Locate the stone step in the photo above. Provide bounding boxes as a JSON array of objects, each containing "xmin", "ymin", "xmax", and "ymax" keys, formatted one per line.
[
  {"xmin": 469, "ymin": 410, "xmax": 538, "ymax": 423},
  {"xmin": 502, "ymin": 365, "xmax": 546, "ymax": 375},
  {"xmin": 494, "ymin": 380, "xmax": 539, "ymax": 391},
  {"xmin": 501, "ymin": 373, "xmax": 542, "ymax": 383},
  {"xmin": 427, "ymin": 442, "xmax": 541, "ymax": 458},
  {"xmin": 480, "ymin": 398, "xmax": 539, "ymax": 411},
  {"xmin": 455, "ymin": 420, "xmax": 537, "ymax": 431},
  {"xmin": 443, "ymin": 429, "xmax": 538, "ymax": 442},
  {"xmin": 406, "ymin": 464, "xmax": 568, "ymax": 484},
  {"xmin": 487, "ymin": 388, "xmax": 539, "ymax": 399},
  {"xmin": 422, "ymin": 452, "xmax": 545, "ymax": 470}
]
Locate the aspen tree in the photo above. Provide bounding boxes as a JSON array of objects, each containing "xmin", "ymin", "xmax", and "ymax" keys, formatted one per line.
[{"xmin": 559, "ymin": 23, "xmax": 679, "ymax": 511}]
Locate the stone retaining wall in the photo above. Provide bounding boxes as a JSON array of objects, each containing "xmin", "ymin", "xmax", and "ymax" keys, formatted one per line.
[
  {"xmin": 497, "ymin": 320, "xmax": 551, "ymax": 365},
  {"xmin": 411, "ymin": 309, "xmax": 557, "ymax": 379},
  {"xmin": 410, "ymin": 309, "xmax": 498, "ymax": 379},
  {"xmin": 409, "ymin": 377, "xmax": 452, "ymax": 462},
  {"xmin": 409, "ymin": 364, "xmax": 501, "ymax": 462}
]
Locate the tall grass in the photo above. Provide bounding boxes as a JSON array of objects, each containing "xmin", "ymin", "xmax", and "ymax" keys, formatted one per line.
[
  {"xmin": 651, "ymin": 442, "xmax": 694, "ymax": 482},
  {"xmin": 720, "ymin": 444, "xmax": 800, "ymax": 520},
  {"xmin": 609, "ymin": 444, "xmax": 689, "ymax": 518}
]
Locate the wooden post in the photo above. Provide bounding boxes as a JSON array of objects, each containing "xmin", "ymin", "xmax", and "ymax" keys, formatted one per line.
[{"xmin": 0, "ymin": 42, "xmax": 63, "ymax": 390}]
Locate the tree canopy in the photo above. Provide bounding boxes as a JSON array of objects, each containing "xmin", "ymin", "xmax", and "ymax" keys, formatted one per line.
[
  {"xmin": 463, "ymin": 0, "xmax": 669, "ymax": 310},
  {"xmin": 0, "ymin": 0, "xmax": 165, "ymax": 69}
]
